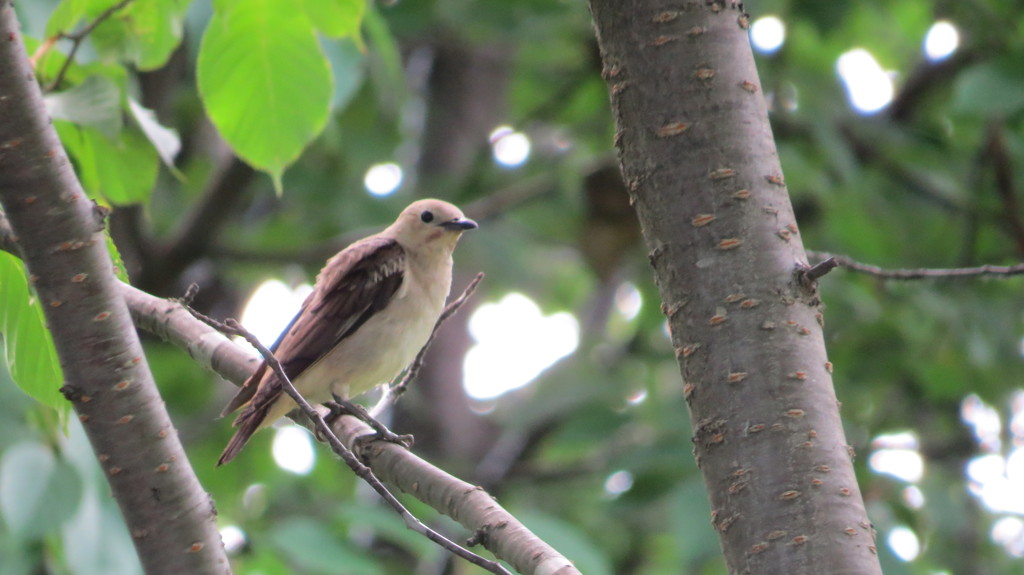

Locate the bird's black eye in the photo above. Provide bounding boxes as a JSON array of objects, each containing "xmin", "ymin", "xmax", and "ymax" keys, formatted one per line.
[{"xmin": 420, "ymin": 210, "xmax": 434, "ymax": 223}]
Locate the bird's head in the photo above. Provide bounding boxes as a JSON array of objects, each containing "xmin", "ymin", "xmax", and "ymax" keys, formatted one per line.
[{"xmin": 389, "ymin": 199, "xmax": 477, "ymax": 252}]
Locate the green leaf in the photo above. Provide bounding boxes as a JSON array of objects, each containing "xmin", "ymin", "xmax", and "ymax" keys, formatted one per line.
[
  {"xmin": 44, "ymin": 0, "xmax": 90, "ymax": 37},
  {"xmin": 55, "ymin": 121, "xmax": 158, "ymax": 206},
  {"xmin": 300, "ymin": 0, "xmax": 365, "ymax": 39},
  {"xmin": 105, "ymin": 233, "xmax": 130, "ymax": 283},
  {"xmin": 127, "ymin": 98, "xmax": 181, "ymax": 174},
  {"xmin": 362, "ymin": 5, "xmax": 404, "ymax": 111},
  {"xmin": 268, "ymin": 518, "xmax": 382, "ymax": 575},
  {"xmin": 336, "ymin": 502, "xmax": 439, "ymax": 558},
  {"xmin": 0, "ymin": 442, "xmax": 82, "ymax": 539},
  {"xmin": 90, "ymin": 0, "xmax": 191, "ymax": 71},
  {"xmin": 322, "ymin": 38, "xmax": 366, "ymax": 111},
  {"xmin": 197, "ymin": 0, "xmax": 332, "ymax": 190},
  {"xmin": 0, "ymin": 253, "xmax": 67, "ymax": 415},
  {"xmin": 952, "ymin": 60, "xmax": 1024, "ymax": 117},
  {"xmin": 44, "ymin": 75, "xmax": 123, "ymax": 139},
  {"xmin": 61, "ymin": 481, "xmax": 143, "ymax": 574}
]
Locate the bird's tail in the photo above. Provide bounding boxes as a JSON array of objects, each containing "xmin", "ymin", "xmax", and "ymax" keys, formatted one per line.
[{"xmin": 217, "ymin": 405, "xmax": 268, "ymax": 466}]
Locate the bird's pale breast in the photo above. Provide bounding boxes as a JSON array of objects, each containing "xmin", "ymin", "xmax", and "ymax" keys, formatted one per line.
[{"xmin": 292, "ymin": 251, "xmax": 452, "ymax": 403}]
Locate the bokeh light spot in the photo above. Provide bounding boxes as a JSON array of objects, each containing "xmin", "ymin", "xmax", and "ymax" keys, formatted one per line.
[{"xmin": 750, "ymin": 16, "xmax": 785, "ymax": 54}]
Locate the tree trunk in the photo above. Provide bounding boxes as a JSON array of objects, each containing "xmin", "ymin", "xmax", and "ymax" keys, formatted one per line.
[
  {"xmin": 587, "ymin": 2, "xmax": 883, "ymax": 573},
  {"xmin": 0, "ymin": 5, "xmax": 229, "ymax": 574}
]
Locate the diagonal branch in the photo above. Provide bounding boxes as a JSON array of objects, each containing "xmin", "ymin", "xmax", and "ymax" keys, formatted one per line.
[
  {"xmin": 143, "ymin": 155, "xmax": 256, "ymax": 290},
  {"xmin": 185, "ymin": 304, "xmax": 513, "ymax": 575},
  {"xmin": 113, "ymin": 279, "xmax": 579, "ymax": 575}
]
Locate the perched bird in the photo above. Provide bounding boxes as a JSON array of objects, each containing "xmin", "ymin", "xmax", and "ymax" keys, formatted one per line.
[{"xmin": 218, "ymin": 199, "xmax": 477, "ymax": 465}]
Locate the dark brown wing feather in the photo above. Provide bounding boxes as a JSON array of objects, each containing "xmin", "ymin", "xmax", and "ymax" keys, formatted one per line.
[{"xmin": 217, "ymin": 237, "xmax": 405, "ymax": 465}]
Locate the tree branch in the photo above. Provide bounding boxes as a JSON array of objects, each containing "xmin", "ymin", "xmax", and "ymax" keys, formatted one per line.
[
  {"xmin": 183, "ymin": 305, "xmax": 513, "ymax": 575},
  {"xmin": 143, "ymin": 154, "xmax": 255, "ymax": 290},
  {"xmin": 0, "ymin": 4, "xmax": 228, "ymax": 574},
  {"xmin": 121, "ymin": 281, "xmax": 579, "ymax": 575},
  {"xmin": 806, "ymin": 250, "xmax": 1024, "ymax": 280},
  {"xmin": 886, "ymin": 49, "xmax": 979, "ymax": 124},
  {"xmin": 42, "ymin": 0, "xmax": 134, "ymax": 91}
]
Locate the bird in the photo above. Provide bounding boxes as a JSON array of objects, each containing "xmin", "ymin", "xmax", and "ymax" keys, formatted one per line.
[{"xmin": 217, "ymin": 198, "xmax": 477, "ymax": 465}]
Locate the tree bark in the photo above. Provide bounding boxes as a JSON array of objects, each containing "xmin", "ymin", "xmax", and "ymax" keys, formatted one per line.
[
  {"xmin": 0, "ymin": 4, "xmax": 229, "ymax": 574},
  {"xmin": 587, "ymin": 2, "xmax": 882, "ymax": 573}
]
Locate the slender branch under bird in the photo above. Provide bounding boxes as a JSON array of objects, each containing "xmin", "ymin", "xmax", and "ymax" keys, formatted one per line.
[{"xmin": 184, "ymin": 296, "xmax": 512, "ymax": 575}]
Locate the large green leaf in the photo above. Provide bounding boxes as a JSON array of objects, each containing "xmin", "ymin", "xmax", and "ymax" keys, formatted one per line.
[
  {"xmin": 0, "ymin": 441, "xmax": 82, "ymax": 539},
  {"xmin": 0, "ymin": 253, "xmax": 66, "ymax": 415},
  {"xmin": 88, "ymin": 0, "xmax": 191, "ymax": 71},
  {"xmin": 197, "ymin": 0, "xmax": 332, "ymax": 191},
  {"xmin": 54, "ymin": 121, "xmax": 158, "ymax": 206},
  {"xmin": 300, "ymin": 0, "xmax": 365, "ymax": 40}
]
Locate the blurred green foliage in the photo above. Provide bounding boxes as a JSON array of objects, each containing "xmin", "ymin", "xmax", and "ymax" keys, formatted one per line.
[{"xmin": 3, "ymin": 0, "xmax": 1024, "ymax": 574}]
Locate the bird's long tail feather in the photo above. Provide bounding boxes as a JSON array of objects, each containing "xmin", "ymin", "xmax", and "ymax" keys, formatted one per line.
[{"xmin": 217, "ymin": 405, "xmax": 268, "ymax": 466}]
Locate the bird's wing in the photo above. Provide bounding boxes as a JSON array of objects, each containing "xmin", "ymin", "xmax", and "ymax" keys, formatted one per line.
[{"xmin": 220, "ymin": 237, "xmax": 406, "ymax": 418}]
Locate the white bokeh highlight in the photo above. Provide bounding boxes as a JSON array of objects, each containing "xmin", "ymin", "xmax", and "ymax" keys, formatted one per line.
[
  {"xmin": 219, "ymin": 525, "xmax": 247, "ymax": 554},
  {"xmin": 836, "ymin": 48, "xmax": 894, "ymax": 114},
  {"xmin": 364, "ymin": 162, "xmax": 404, "ymax": 197},
  {"xmin": 614, "ymin": 281, "xmax": 643, "ymax": 321},
  {"xmin": 490, "ymin": 126, "xmax": 531, "ymax": 168},
  {"xmin": 993, "ymin": 517, "xmax": 1024, "ymax": 557},
  {"xmin": 869, "ymin": 449, "xmax": 924, "ymax": 483},
  {"xmin": 463, "ymin": 293, "xmax": 579, "ymax": 400},
  {"xmin": 888, "ymin": 526, "xmax": 920, "ymax": 562},
  {"xmin": 272, "ymin": 425, "xmax": 315, "ymax": 475},
  {"xmin": 750, "ymin": 16, "xmax": 785, "ymax": 54},
  {"xmin": 603, "ymin": 470, "xmax": 634, "ymax": 497},
  {"xmin": 870, "ymin": 431, "xmax": 924, "ymax": 483},
  {"xmin": 239, "ymin": 280, "xmax": 312, "ymax": 353},
  {"xmin": 924, "ymin": 20, "xmax": 959, "ymax": 62}
]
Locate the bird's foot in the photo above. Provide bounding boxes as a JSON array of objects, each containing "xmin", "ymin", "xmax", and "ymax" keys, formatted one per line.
[{"xmin": 323, "ymin": 395, "xmax": 414, "ymax": 449}]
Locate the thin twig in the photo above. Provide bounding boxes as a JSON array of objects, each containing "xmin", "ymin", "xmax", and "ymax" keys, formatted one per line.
[
  {"xmin": 371, "ymin": 272, "xmax": 484, "ymax": 417},
  {"xmin": 45, "ymin": 0, "xmax": 134, "ymax": 91},
  {"xmin": 807, "ymin": 250, "xmax": 1024, "ymax": 280},
  {"xmin": 184, "ymin": 304, "xmax": 512, "ymax": 575},
  {"xmin": 27, "ymin": 35, "xmax": 59, "ymax": 69}
]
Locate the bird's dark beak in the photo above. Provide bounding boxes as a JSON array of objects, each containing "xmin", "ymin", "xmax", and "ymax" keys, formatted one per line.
[{"xmin": 441, "ymin": 218, "xmax": 478, "ymax": 231}]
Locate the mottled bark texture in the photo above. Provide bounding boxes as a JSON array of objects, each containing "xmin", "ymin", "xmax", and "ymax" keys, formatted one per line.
[
  {"xmin": 587, "ymin": 2, "xmax": 883, "ymax": 574},
  {"xmin": 0, "ymin": 4, "xmax": 229, "ymax": 574}
]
